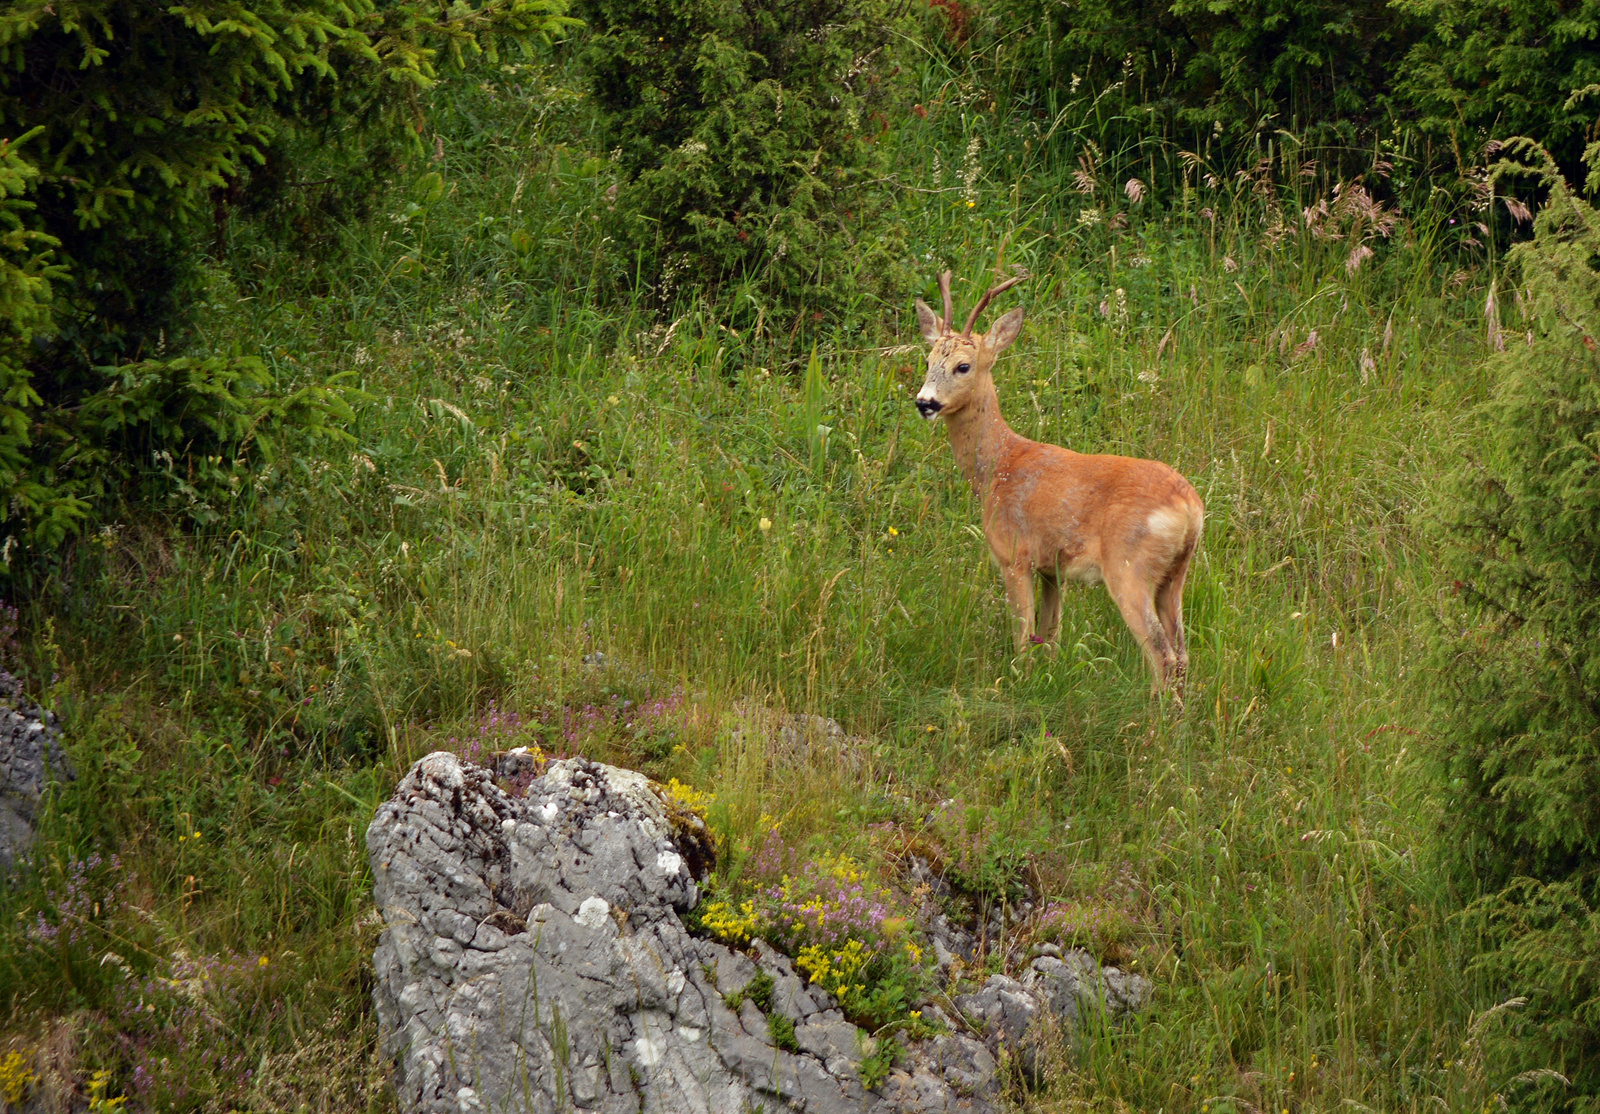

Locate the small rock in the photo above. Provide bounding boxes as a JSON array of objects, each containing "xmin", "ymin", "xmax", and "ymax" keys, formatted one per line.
[{"xmin": 0, "ymin": 671, "xmax": 72, "ymax": 871}]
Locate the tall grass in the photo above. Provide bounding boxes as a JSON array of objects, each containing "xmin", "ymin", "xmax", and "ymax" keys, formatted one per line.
[{"xmin": 0, "ymin": 38, "xmax": 1528, "ymax": 1114}]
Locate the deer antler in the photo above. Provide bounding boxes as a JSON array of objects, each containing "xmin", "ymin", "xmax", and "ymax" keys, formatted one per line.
[
  {"xmin": 938, "ymin": 271, "xmax": 954, "ymax": 334},
  {"xmin": 962, "ymin": 274, "xmax": 1028, "ymax": 336}
]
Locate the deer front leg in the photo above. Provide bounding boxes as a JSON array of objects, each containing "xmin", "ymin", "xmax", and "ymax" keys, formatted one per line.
[{"xmin": 1002, "ymin": 564, "xmax": 1036, "ymax": 652}]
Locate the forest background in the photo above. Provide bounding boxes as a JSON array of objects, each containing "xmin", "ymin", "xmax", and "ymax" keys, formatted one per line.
[{"xmin": 0, "ymin": 0, "xmax": 1599, "ymax": 1108}]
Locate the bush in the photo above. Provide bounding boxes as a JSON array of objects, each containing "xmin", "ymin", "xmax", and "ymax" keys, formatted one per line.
[
  {"xmin": 1434, "ymin": 137, "xmax": 1600, "ymax": 1101},
  {"xmin": 1393, "ymin": 0, "xmax": 1600, "ymax": 174},
  {"xmin": 984, "ymin": 0, "xmax": 1412, "ymax": 148},
  {"xmin": 577, "ymin": 0, "xmax": 909, "ymax": 338},
  {"xmin": 977, "ymin": 0, "xmax": 1596, "ymax": 180},
  {"xmin": 0, "ymin": 0, "xmax": 574, "ymax": 560}
]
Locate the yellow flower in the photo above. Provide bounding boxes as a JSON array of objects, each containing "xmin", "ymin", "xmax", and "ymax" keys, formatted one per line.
[
  {"xmin": 259, "ymin": 955, "xmax": 270, "ymax": 967},
  {"xmin": 0, "ymin": 1051, "xmax": 36, "ymax": 1106},
  {"xmin": 888, "ymin": 526, "xmax": 898, "ymax": 536},
  {"xmin": 663, "ymin": 778, "xmax": 713, "ymax": 815},
  {"xmin": 759, "ymin": 517, "xmax": 773, "ymax": 533},
  {"xmin": 966, "ymin": 200, "xmax": 976, "ymax": 208}
]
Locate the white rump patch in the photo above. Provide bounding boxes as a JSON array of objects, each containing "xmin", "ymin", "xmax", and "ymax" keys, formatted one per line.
[
  {"xmin": 1145, "ymin": 507, "xmax": 1186, "ymax": 540},
  {"xmin": 575, "ymin": 896, "xmax": 611, "ymax": 929}
]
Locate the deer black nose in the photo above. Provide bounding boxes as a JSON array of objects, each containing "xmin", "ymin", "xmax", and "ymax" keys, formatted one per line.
[{"xmin": 916, "ymin": 398, "xmax": 943, "ymax": 418}]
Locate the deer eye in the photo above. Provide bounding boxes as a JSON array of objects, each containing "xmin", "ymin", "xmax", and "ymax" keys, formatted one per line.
[{"xmin": 955, "ymin": 362, "xmax": 971, "ymax": 374}]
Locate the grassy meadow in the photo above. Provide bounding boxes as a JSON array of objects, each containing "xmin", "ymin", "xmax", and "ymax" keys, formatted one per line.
[{"xmin": 0, "ymin": 42, "xmax": 1528, "ymax": 1114}]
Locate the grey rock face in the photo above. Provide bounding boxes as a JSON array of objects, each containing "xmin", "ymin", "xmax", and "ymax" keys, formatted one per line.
[
  {"xmin": 0, "ymin": 671, "xmax": 71, "ymax": 870},
  {"xmin": 369, "ymin": 751, "xmax": 1151, "ymax": 1114}
]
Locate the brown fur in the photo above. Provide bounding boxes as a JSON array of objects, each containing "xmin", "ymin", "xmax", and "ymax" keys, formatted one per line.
[{"xmin": 914, "ymin": 274, "xmax": 1204, "ymax": 702}]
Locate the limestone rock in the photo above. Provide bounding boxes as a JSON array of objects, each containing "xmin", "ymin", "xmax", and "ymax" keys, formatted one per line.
[
  {"xmin": 0, "ymin": 671, "xmax": 71, "ymax": 870},
  {"xmin": 369, "ymin": 751, "xmax": 1152, "ymax": 1114},
  {"xmin": 370, "ymin": 752, "xmax": 876, "ymax": 1114}
]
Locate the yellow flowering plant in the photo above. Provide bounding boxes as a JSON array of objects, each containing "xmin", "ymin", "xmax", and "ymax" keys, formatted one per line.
[{"xmin": 688, "ymin": 827, "xmax": 938, "ymax": 1032}]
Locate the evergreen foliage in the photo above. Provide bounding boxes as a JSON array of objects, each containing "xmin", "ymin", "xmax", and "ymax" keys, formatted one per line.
[
  {"xmin": 577, "ymin": 0, "xmax": 909, "ymax": 335},
  {"xmin": 987, "ymin": 0, "xmax": 1411, "ymax": 145},
  {"xmin": 1436, "ymin": 133, "xmax": 1600, "ymax": 1102},
  {"xmin": 1393, "ymin": 0, "xmax": 1600, "ymax": 173},
  {"xmin": 0, "ymin": 0, "xmax": 574, "ymax": 560},
  {"xmin": 0, "ymin": 133, "xmax": 73, "ymax": 549},
  {"xmin": 979, "ymin": 0, "xmax": 1597, "ymax": 175}
]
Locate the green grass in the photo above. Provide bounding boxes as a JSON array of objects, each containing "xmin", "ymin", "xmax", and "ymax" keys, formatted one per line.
[{"xmin": 0, "ymin": 45, "xmax": 1527, "ymax": 1114}]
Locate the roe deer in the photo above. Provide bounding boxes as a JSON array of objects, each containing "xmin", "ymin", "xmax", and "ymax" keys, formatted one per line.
[{"xmin": 914, "ymin": 271, "xmax": 1204, "ymax": 702}]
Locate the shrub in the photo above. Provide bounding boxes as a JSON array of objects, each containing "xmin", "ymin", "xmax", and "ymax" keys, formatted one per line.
[
  {"xmin": 577, "ymin": 0, "xmax": 910, "ymax": 337},
  {"xmin": 978, "ymin": 0, "xmax": 1595, "ymax": 181},
  {"xmin": 1393, "ymin": 0, "xmax": 1600, "ymax": 174},
  {"xmin": 984, "ymin": 0, "xmax": 1413, "ymax": 148},
  {"xmin": 1434, "ymin": 136, "xmax": 1600, "ymax": 1099},
  {"xmin": 0, "ymin": 0, "xmax": 575, "ymax": 559}
]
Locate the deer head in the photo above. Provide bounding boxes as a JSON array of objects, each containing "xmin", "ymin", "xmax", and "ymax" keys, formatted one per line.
[{"xmin": 913, "ymin": 271, "xmax": 1026, "ymax": 420}]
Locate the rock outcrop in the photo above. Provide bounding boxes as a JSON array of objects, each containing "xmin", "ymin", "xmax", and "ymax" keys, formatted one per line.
[
  {"xmin": 0, "ymin": 671, "xmax": 71, "ymax": 870},
  {"xmin": 368, "ymin": 751, "xmax": 1150, "ymax": 1114}
]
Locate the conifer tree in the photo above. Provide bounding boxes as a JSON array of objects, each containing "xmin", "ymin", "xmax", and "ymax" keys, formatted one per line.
[
  {"xmin": 0, "ymin": 0, "xmax": 574, "ymax": 558},
  {"xmin": 578, "ymin": 0, "xmax": 908, "ymax": 336},
  {"xmin": 1436, "ymin": 126, "xmax": 1600, "ymax": 1101}
]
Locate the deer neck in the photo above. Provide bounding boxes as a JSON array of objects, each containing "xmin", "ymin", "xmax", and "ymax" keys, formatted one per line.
[{"xmin": 943, "ymin": 374, "xmax": 1014, "ymax": 495}]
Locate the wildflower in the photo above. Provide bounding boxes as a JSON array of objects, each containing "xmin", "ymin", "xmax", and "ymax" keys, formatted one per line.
[
  {"xmin": 888, "ymin": 526, "xmax": 898, "ymax": 536},
  {"xmin": 960, "ymin": 135, "xmax": 983, "ymax": 207},
  {"xmin": 258, "ymin": 955, "xmax": 270, "ymax": 967},
  {"xmin": 759, "ymin": 517, "xmax": 773, "ymax": 533}
]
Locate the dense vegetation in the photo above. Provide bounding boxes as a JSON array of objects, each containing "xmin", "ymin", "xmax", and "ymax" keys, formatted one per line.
[
  {"xmin": 1435, "ymin": 138, "xmax": 1600, "ymax": 1101},
  {"xmin": 0, "ymin": 0, "xmax": 1595, "ymax": 1110}
]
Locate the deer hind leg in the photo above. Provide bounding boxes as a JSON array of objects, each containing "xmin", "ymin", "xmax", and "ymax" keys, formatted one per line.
[
  {"xmin": 1003, "ymin": 564, "xmax": 1037, "ymax": 652},
  {"xmin": 1104, "ymin": 567, "xmax": 1175, "ymax": 696},
  {"xmin": 1156, "ymin": 544, "xmax": 1194, "ymax": 694},
  {"xmin": 1037, "ymin": 572, "xmax": 1063, "ymax": 645}
]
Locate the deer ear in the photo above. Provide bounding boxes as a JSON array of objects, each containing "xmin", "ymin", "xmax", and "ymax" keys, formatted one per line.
[
  {"xmin": 914, "ymin": 299, "xmax": 943, "ymax": 342},
  {"xmin": 985, "ymin": 306, "xmax": 1025, "ymax": 353}
]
